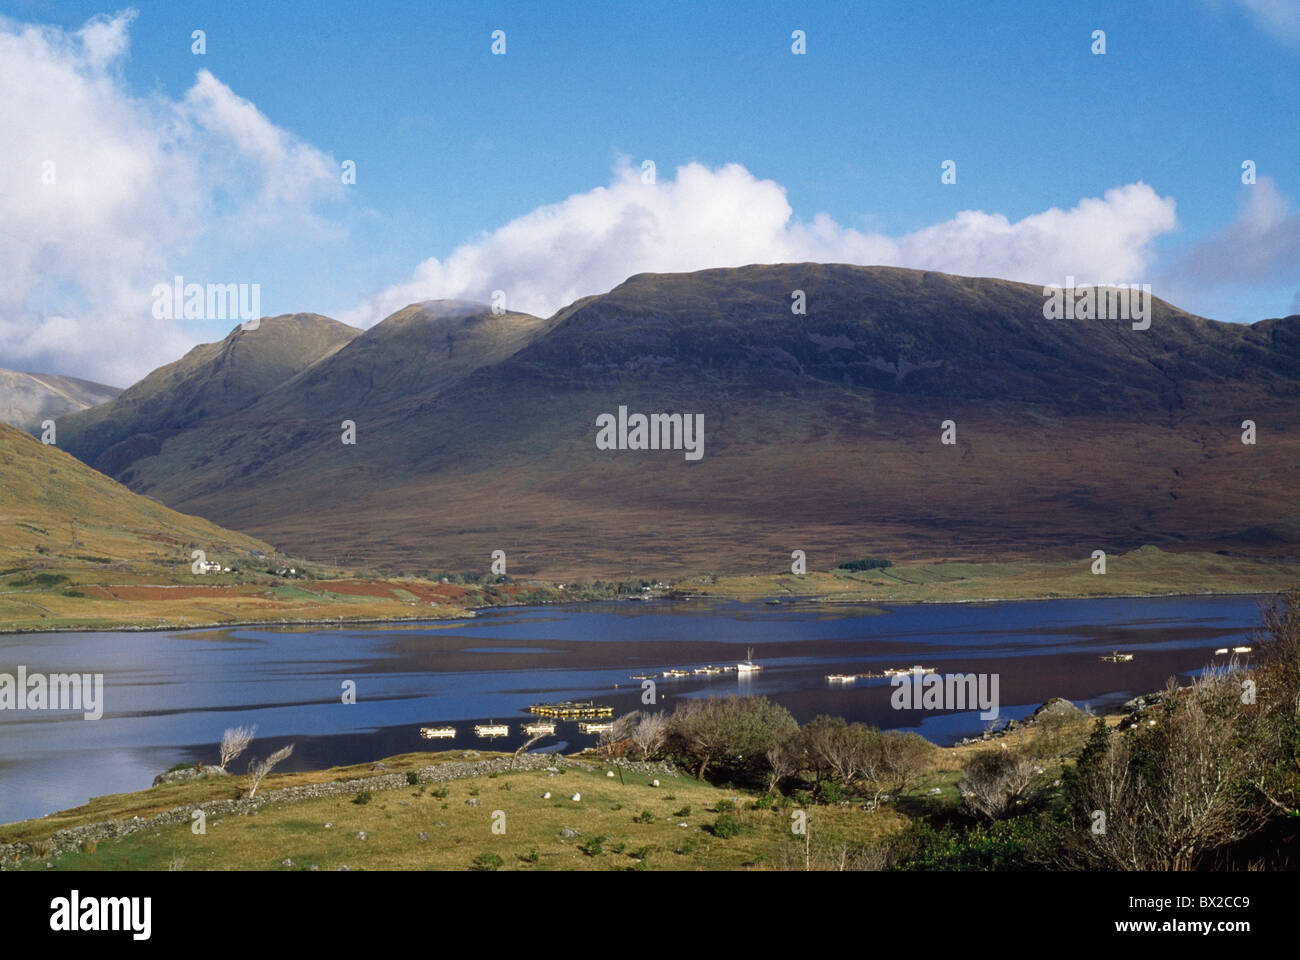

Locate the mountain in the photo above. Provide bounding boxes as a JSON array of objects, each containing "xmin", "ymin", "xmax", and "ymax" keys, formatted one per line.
[
  {"xmin": 56, "ymin": 313, "xmax": 360, "ymax": 480},
  {"xmin": 0, "ymin": 421, "xmax": 270, "ymax": 572},
  {"xmin": 54, "ymin": 265, "xmax": 1300, "ymax": 577},
  {"xmin": 0, "ymin": 369, "xmax": 120, "ymax": 433}
]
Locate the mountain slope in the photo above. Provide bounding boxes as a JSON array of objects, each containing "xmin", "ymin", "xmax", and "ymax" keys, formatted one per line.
[
  {"xmin": 56, "ymin": 313, "xmax": 361, "ymax": 478},
  {"xmin": 0, "ymin": 421, "xmax": 269, "ymax": 570},
  {"xmin": 0, "ymin": 369, "xmax": 120, "ymax": 432},
  {"xmin": 51, "ymin": 265, "xmax": 1300, "ymax": 576}
]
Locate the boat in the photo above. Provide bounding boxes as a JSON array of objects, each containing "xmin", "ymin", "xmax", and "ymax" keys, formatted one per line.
[
  {"xmin": 693, "ymin": 665, "xmax": 722, "ymax": 675},
  {"xmin": 419, "ymin": 725, "xmax": 456, "ymax": 739},
  {"xmin": 662, "ymin": 669, "xmax": 689, "ymax": 678},
  {"xmin": 1233, "ymin": 646, "xmax": 1252, "ymax": 653},
  {"xmin": 737, "ymin": 647, "xmax": 763, "ymax": 674},
  {"xmin": 474, "ymin": 722, "xmax": 510, "ymax": 737},
  {"xmin": 628, "ymin": 673, "xmax": 657, "ymax": 680},
  {"xmin": 578, "ymin": 721, "xmax": 614, "ymax": 734},
  {"xmin": 521, "ymin": 721, "xmax": 556, "ymax": 736},
  {"xmin": 1099, "ymin": 651, "xmax": 1134, "ymax": 663},
  {"xmin": 1214, "ymin": 647, "xmax": 1229, "ymax": 655},
  {"xmin": 826, "ymin": 674, "xmax": 857, "ymax": 682}
]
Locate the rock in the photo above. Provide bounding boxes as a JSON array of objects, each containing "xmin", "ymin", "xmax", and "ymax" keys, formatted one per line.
[
  {"xmin": 651, "ymin": 779, "xmax": 660, "ymax": 788},
  {"xmin": 1029, "ymin": 697, "xmax": 1082, "ymax": 720},
  {"xmin": 151, "ymin": 765, "xmax": 227, "ymax": 787},
  {"xmin": 570, "ymin": 793, "xmax": 581, "ymax": 802},
  {"xmin": 927, "ymin": 788, "xmax": 942, "ymax": 795},
  {"xmin": 417, "ymin": 832, "xmax": 430, "ymax": 842},
  {"xmin": 324, "ymin": 822, "xmax": 333, "ymax": 829},
  {"xmin": 466, "ymin": 797, "xmax": 482, "ymax": 807},
  {"xmin": 560, "ymin": 828, "xmax": 581, "ymax": 838},
  {"xmin": 372, "ymin": 761, "xmax": 390, "ymax": 771},
  {"xmin": 398, "ymin": 800, "xmax": 408, "ymax": 806},
  {"xmin": 356, "ymin": 831, "xmax": 368, "ymax": 840},
  {"xmin": 606, "ymin": 771, "xmax": 616, "ymax": 778},
  {"xmin": 461, "ymin": 750, "xmax": 480, "ymax": 758},
  {"xmin": 282, "ymin": 858, "xmax": 294, "ymax": 867}
]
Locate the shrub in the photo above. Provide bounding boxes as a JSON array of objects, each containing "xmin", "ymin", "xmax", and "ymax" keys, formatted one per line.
[
  {"xmin": 837, "ymin": 557, "xmax": 892, "ymax": 572},
  {"xmin": 635, "ymin": 810, "xmax": 656, "ymax": 824},
  {"xmin": 472, "ymin": 852, "xmax": 503, "ymax": 871},
  {"xmin": 672, "ymin": 805, "xmax": 692, "ymax": 817},
  {"xmin": 818, "ymin": 780, "xmax": 845, "ymax": 804},
  {"xmin": 353, "ymin": 791, "xmax": 373, "ymax": 805},
  {"xmin": 406, "ymin": 771, "xmax": 419, "ymax": 786},
  {"xmin": 578, "ymin": 835, "xmax": 607, "ymax": 856},
  {"xmin": 711, "ymin": 813, "xmax": 741, "ymax": 839}
]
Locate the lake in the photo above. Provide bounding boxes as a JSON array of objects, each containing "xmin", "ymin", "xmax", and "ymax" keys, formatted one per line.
[{"xmin": 0, "ymin": 594, "xmax": 1269, "ymax": 824}]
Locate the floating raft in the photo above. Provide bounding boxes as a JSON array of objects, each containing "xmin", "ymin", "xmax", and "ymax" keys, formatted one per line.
[
  {"xmin": 474, "ymin": 722, "xmax": 510, "ymax": 737},
  {"xmin": 578, "ymin": 721, "xmax": 614, "ymax": 734},
  {"xmin": 521, "ymin": 721, "xmax": 556, "ymax": 736},
  {"xmin": 1099, "ymin": 651, "xmax": 1134, "ymax": 663},
  {"xmin": 419, "ymin": 725, "xmax": 456, "ymax": 739},
  {"xmin": 881, "ymin": 666, "xmax": 937, "ymax": 677},
  {"xmin": 528, "ymin": 700, "xmax": 614, "ymax": 719}
]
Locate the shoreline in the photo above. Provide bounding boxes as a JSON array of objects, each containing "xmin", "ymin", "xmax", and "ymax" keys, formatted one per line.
[{"xmin": 0, "ymin": 584, "xmax": 1281, "ymax": 636}]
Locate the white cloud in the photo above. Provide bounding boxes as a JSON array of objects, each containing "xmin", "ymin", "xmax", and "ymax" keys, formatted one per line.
[
  {"xmin": 1169, "ymin": 178, "xmax": 1300, "ymax": 288},
  {"xmin": 343, "ymin": 160, "xmax": 1179, "ymax": 326},
  {"xmin": 0, "ymin": 11, "xmax": 343, "ymax": 385},
  {"xmin": 1233, "ymin": 0, "xmax": 1300, "ymax": 45}
]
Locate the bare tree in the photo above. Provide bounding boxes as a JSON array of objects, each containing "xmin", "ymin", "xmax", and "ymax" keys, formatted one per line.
[
  {"xmin": 958, "ymin": 745, "xmax": 1040, "ymax": 819},
  {"xmin": 631, "ymin": 712, "xmax": 669, "ymax": 759},
  {"xmin": 600, "ymin": 711, "xmax": 641, "ymax": 754},
  {"xmin": 219, "ymin": 724, "xmax": 256, "ymax": 771},
  {"xmin": 246, "ymin": 744, "xmax": 293, "ymax": 799},
  {"xmin": 765, "ymin": 732, "xmax": 803, "ymax": 794}
]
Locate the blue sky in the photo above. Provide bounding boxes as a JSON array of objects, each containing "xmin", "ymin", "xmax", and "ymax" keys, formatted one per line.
[{"xmin": 1, "ymin": 0, "xmax": 1297, "ymax": 383}]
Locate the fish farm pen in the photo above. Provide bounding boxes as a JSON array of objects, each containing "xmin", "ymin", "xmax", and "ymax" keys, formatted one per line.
[{"xmin": 527, "ymin": 700, "xmax": 615, "ymax": 719}]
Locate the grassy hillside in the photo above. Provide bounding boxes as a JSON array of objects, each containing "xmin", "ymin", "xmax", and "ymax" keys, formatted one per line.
[
  {"xmin": 0, "ymin": 422, "xmax": 506, "ymax": 631},
  {"xmin": 56, "ymin": 313, "xmax": 360, "ymax": 473}
]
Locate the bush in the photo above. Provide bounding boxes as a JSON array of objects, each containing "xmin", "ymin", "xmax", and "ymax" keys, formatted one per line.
[
  {"xmin": 818, "ymin": 780, "xmax": 845, "ymax": 804},
  {"xmin": 714, "ymin": 799, "xmax": 735, "ymax": 813},
  {"xmin": 711, "ymin": 813, "xmax": 741, "ymax": 839},
  {"xmin": 578, "ymin": 835, "xmax": 607, "ymax": 856},
  {"xmin": 751, "ymin": 794, "xmax": 775, "ymax": 810},
  {"xmin": 353, "ymin": 791, "xmax": 373, "ymax": 805},
  {"xmin": 672, "ymin": 805, "xmax": 692, "ymax": 817},
  {"xmin": 837, "ymin": 557, "xmax": 892, "ymax": 572},
  {"xmin": 635, "ymin": 810, "xmax": 656, "ymax": 824},
  {"xmin": 406, "ymin": 771, "xmax": 419, "ymax": 786},
  {"xmin": 472, "ymin": 852, "xmax": 503, "ymax": 871}
]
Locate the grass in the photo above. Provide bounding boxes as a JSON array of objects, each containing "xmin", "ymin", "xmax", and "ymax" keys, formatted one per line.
[
  {"xmin": 682, "ymin": 545, "xmax": 1299, "ymax": 604},
  {"xmin": 6, "ymin": 754, "xmax": 908, "ymax": 872}
]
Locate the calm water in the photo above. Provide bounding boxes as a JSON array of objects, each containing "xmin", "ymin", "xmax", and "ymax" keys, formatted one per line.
[{"xmin": 0, "ymin": 595, "xmax": 1268, "ymax": 824}]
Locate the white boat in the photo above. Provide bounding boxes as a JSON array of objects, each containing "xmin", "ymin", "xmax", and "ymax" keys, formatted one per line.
[
  {"xmin": 578, "ymin": 721, "xmax": 614, "ymax": 734},
  {"xmin": 737, "ymin": 647, "xmax": 763, "ymax": 674},
  {"xmin": 1233, "ymin": 646, "xmax": 1252, "ymax": 653},
  {"xmin": 826, "ymin": 674, "xmax": 857, "ymax": 682},
  {"xmin": 419, "ymin": 725, "xmax": 456, "ymax": 739},
  {"xmin": 522, "ymin": 722, "xmax": 556, "ymax": 736},
  {"xmin": 1214, "ymin": 647, "xmax": 1229, "ymax": 655},
  {"xmin": 474, "ymin": 723, "xmax": 509, "ymax": 737}
]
